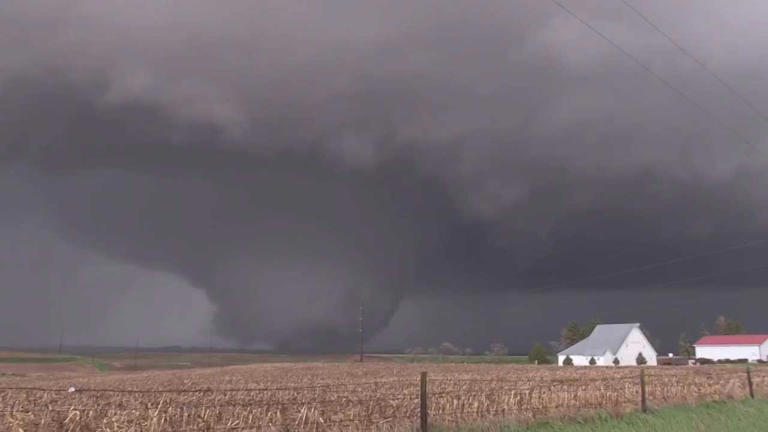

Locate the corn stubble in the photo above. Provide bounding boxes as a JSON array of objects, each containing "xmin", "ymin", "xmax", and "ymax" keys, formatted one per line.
[{"xmin": 1, "ymin": 363, "xmax": 763, "ymax": 431}]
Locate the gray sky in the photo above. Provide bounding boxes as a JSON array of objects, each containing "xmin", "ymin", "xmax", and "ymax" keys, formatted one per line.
[{"xmin": 1, "ymin": 0, "xmax": 767, "ymax": 352}]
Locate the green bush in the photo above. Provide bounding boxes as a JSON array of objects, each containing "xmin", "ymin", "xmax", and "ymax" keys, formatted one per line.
[
  {"xmin": 636, "ymin": 352, "xmax": 648, "ymax": 365},
  {"xmin": 613, "ymin": 357, "xmax": 620, "ymax": 366},
  {"xmin": 589, "ymin": 357, "xmax": 597, "ymax": 365},
  {"xmin": 528, "ymin": 343, "xmax": 552, "ymax": 364},
  {"xmin": 697, "ymin": 357, "xmax": 715, "ymax": 365},
  {"xmin": 562, "ymin": 355, "xmax": 574, "ymax": 366}
]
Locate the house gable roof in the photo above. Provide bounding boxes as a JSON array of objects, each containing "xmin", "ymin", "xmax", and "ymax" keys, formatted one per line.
[
  {"xmin": 694, "ymin": 335, "xmax": 768, "ymax": 346},
  {"xmin": 558, "ymin": 323, "xmax": 640, "ymax": 357}
]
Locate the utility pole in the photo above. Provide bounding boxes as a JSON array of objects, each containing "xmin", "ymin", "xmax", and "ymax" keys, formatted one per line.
[
  {"xmin": 207, "ymin": 328, "xmax": 213, "ymax": 368},
  {"xmin": 57, "ymin": 333, "xmax": 64, "ymax": 355},
  {"xmin": 133, "ymin": 336, "xmax": 140, "ymax": 370},
  {"xmin": 420, "ymin": 372, "xmax": 428, "ymax": 432},
  {"xmin": 640, "ymin": 368, "xmax": 647, "ymax": 413},
  {"xmin": 359, "ymin": 302, "xmax": 364, "ymax": 363}
]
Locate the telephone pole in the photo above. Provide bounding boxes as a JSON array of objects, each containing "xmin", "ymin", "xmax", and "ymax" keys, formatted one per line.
[
  {"xmin": 133, "ymin": 336, "xmax": 140, "ymax": 370},
  {"xmin": 359, "ymin": 302, "xmax": 364, "ymax": 363},
  {"xmin": 207, "ymin": 328, "xmax": 213, "ymax": 368}
]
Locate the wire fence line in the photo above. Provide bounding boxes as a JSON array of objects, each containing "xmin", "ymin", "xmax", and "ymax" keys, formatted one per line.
[
  {"xmin": 1, "ymin": 367, "xmax": 764, "ymax": 431},
  {"xmin": 430, "ymin": 375, "xmax": 641, "ymax": 384},
  {"xmin": 0, "ymin": 377, "xmax": 634, "ymax": 394}
]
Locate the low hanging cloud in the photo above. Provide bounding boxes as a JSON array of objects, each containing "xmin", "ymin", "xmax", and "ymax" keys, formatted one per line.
[{"xmin": 1, "ymin": 0, "xmax": 768, "ymax": 350}]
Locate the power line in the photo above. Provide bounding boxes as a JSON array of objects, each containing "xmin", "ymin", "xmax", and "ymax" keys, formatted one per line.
[
  {"xmin": 539, "ymin": 0, "xmax": 768, "ymax": 293},
  {"xmin": 620, "ymin": 0, "xmax": 768, "ymax": 125},
  {"xmin": 632, "ymin": 262, "xmax": 768, "ymax": 291},
  {"xmin": 534, "ymin": 238, "xmax": 768, "ymax": 291},
  {"xmin": 534, "ymin": 262, "xmax": 768, "ymax": 320},
  {"xmin": 549, "ymin": 0, "xmax": 754, "ymax": 148}
]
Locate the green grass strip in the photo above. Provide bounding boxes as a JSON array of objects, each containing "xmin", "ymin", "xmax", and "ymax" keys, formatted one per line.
[{"xmin": 442, "ymin": 398, "xmax": 768, "ymax": 432}]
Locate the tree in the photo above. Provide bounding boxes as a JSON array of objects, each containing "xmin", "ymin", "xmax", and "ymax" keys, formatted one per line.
[
  {"xmin": 612, "ymin": 357, "xmax": 620, "ymax": 366},
  {"xmin": 559, "ymin": 318, "xmax": 601, "ymax": 349},
  {"xmin": 560, "ymin": 322, "xmax": 584, "ymax": 348},
  {"xmin": 713, "ymin": 315, "xmax": 743, "ymax": 335},
  {"xmin": 636, "ymin": 352, "xmax": 647, "ymax": 365},
  {"xmin": 714, "ymin": 315, "xmax": 728, "ymax": 335},
  {"xmin": 562, "ymin": 355, "xmax": 573, "ymax": 366},
  {"xmin": 589, "ymin": 357, "xmax": 597, "ymax": 366},
  {"xmin": 439, "ymin": 342, "xmax": 462, "ymax": 356},
  {"xmin": 547, "ymin": 341, "xmax": 561, "ymax": 354},
  {"xmin": 725, "ymin": 321, "xmax": 743, "ymax": 335},
  {"xmin": 486, "ymin": 343, "xmax": 509, "ymax": 356},
  {"xmin": 678, "ymin": 333, "xmax": 694, "ymax": 359},
  {"xmin": 584, "ymin": 318, "xmax": 601, "ymax": 337},
  {"xmin": 528, "ymin": 343, "xmax": 551, "ymax": 365}
]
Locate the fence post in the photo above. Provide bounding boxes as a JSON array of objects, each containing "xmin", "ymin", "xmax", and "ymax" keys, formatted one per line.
[
  {"xmin": 747, "ymin": 366, "xmax": 755, "ymax": 399},
  {"xmin": 640, "ymin": 368, "xmax": 647, "ymax": 413},
  {"xmin": 420, "ymin": 371, "xmax": 428, "ymax": 432}
]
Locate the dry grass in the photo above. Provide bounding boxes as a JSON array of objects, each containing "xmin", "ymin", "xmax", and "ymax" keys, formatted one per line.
[{"xmin": 1, "ymin": 363, "xmax": 764, "ymax": 431}]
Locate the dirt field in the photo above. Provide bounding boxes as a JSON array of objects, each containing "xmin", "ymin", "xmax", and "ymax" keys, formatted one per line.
[{"xmin": 2, "ymin": 360, "xmax": 766, "ymax": 431}]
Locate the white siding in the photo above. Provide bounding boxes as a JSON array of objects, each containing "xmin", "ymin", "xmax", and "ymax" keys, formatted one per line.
[
  {"xmin": 761, "ymin": 341, "xmax": 768, "ymax": 361},
  {"xmin": 614, "ymin": 327, "xmax": 658, "ymax": 366},
  {"xmin": 695, "ymin": 345, "xmax": 761, "ymax": 361}
]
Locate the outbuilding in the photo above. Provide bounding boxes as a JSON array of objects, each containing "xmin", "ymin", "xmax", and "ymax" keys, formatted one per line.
[
  {"xmin": 694, "ymin": 335, "xmax": 768, "ymax": 362},
  {"xmin": 557, "ymin": 323, "xmax": 657, "ymax": 366}
]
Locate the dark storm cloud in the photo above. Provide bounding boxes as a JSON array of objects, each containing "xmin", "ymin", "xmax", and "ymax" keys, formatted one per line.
[
  {"xmin": 1, "ymin": 75, "xmax": 498, "ymax": 350},
  {"xmin": 1, "ymin": 0, "xmax": 767, "ymax": 350}
]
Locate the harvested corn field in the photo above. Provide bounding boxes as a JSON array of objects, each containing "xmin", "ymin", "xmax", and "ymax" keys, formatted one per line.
[{"xmin": 1, "ymin": 363, "xmax": 766, "ymax": 431}]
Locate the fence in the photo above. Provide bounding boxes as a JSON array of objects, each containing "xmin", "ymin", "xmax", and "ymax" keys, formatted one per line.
[{"xmin": 1, "ymin": 367, "xmax": 766, "ymax": 431}]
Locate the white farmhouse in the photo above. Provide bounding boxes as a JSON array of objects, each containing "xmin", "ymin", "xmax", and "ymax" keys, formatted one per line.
[
  {"xmin": 557, "ymin": 323, "xmax": 657, "ymax": 366},
  {"xmin": 694, "ymin": 335, "xmax": 768, "ymax": 362}
]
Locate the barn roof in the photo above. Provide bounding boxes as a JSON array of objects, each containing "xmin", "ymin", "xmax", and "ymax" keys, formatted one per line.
[
  {"xmin": 558, "ymin": 323, "xmax": 640, "ymax": 357},
  {"xmin": 694, "ymin": 335, "xmax": 768, "ymax": 346}
]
